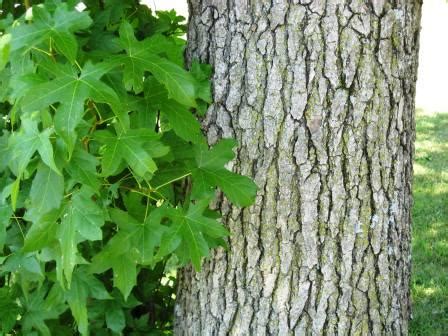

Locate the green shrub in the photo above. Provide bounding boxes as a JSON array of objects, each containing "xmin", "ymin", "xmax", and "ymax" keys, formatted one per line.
[{"xmin": 0, "ymin": 1, "xmax": 256, "ymax": 334}]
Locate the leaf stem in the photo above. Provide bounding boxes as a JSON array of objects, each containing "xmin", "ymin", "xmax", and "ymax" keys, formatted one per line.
[
  {"xmin": 115, "ymin": 172, "xmax": 133, "ymax": 184},
  {"xmin": 103, "ymin": 183, "xmax": 164, "ymax": 203},
  {"xmin": 123, "ymin": 186, "xmax": 161, "ymax": 203},
  {"xmin": 144, "ymin": 197, "xmax": 150, "ymax": 221},
  {"xmin": 31, "ymin": 47, "xmax": 53, "ymax": 57},
  {"xmin": 149, "ymin": 189, "xmax": 168, "ymax": 202},
  {"xmin": 13, "ymin": 216, "xmax": 25, "ymax": 241},
  {"xmin": 75, "ymin": 60, "xmax": 82, "ymax": 71},
  {"xmin": 154, "ymin": 172, "xmax": 191, "ymax": 191}
]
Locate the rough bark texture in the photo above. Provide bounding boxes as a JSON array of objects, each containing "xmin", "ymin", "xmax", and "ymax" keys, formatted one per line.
[{"xmin": 175, "ymin": 1, "xmax": 421, "ymax": 335}]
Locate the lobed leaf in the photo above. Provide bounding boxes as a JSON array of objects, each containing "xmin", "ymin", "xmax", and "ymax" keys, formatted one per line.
[{"xmin": 10, "ymin": 4, "xmax": 92, "ymax": 62}]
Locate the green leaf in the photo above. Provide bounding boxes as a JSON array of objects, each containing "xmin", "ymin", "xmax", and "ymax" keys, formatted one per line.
[
  {"xmin": 20, "ymin": 62, "xmax": 123, "ymax": 153},
  {"xmin": 0, "ymin": 132, "xmax": 9, "ymax": 172},
  {"xmin": 10, "ymin": 177, "xmax": 20, "ymax": 211},
  {"xmin": 191, "ymin": 139, "xmax": 258, "ymax": 206},
  {"xmin": 111, "ymin": 254, "xmax": 137, "ymax": 300},
  {"xmin": 186, "ymin": 199, "xmax": 230, "ymax": 239},
  {"xmin": 90, "ymin": 208, "xmax": 166, "ymax": 298},
  {"xmin": 68, "ymin": 189, "xmax": 105, "ymax": 241},
  {"xmin": 144, "ymin": 33, "xmax": 185, "ymax": 65},
  {"xmin": 95, "ymin": 128, "xmax": 161, "ymax": 177},
  {"xmin": 29, "ymin": 163, "xmax": 64, "ymax": 214},
  {"xmin": 0, "ymin": 34, "xmax": 11, "ymax": 71},
  {"xmin": 162, "ymin": 99, "xmax": 203, "ymax": 143},
  {"xmin": 151, "ymin": 165, "xmax": 190, "ymax": 190},
  {"xmin": 65, "ymin": 268, "xmax": 108, "ymax": 336},
  {"xmin": 152, "ymin": 201, "xmax": 229, "ymax": 271},
  {"xmin": 65, "ymin": 272, "xmax": 88, "ymax": 335},
  {"xmin": 8, "ymin": 116, "xmax": 60, "ymax": 176},
  {"xmin": 114, "ymin": 21, "xmax": 146, "ymax": 93},
  {"xmin": 0, "ymin": 288, "xmax": 21, "ymax": 333},
  {"xmin": 146, "ymin": 54, "xmax": 197, "ymax": 107},
  {"xmin": 0, "ymin": 202, "xmax": 12, "ymax": 250},
  {"xmin": 190, "ymin": 60, "xmax": 212, "ymax": 104},
  {"xmin": 11, "ymin": 4, "xmax": 92, "ymax": 62},
  {"xmin": 121, "ymin": 192, "xmax": 147, "ymax": 221},
  {"xmin": 110, "ymin": 208, "xmax": 166, "ymax": 265},
  {"xmin": 196, "ymin": 139, "xmax": 237, "ymax": 169},
  {"xmin": 154, "ymin": 222, "xmax": 182, "ymax": 263},
  {"xmin": 115, "ymin": 21, "xmax": 198, "ymax": 106},
  {"xmin": 85, "ymin": 276, "xmax": 112, "ymax": 300},
  {"xmin": 142, "ymin": 77, "xmax": 203, "ymax": 143},
  {"xmin": 90, "ymin": 234, "xmax": 133, "ymax": 275},
  {"xmin": 2, "ymin": 251, "xmax": 43, "ymax": 278},
  {"xmin": 58, "ymin": 207, "xmax": 78, "ymax": 286},
  {"xmin": 21, "ymin": 285, "xmax": 67, "ymax": 336},
  {"xmin": 65, "ymin": 147, "xmax": 101, "ymax": 192},
  {"xmin": 206, "ymin": 170, "xmax": 257, "ymax": 207},
  {"xmin": 180, "ymin": 225, "xmax": 209, "ymax": 271},
  {"xmin": 105, "ymin": 302, "xmax": 125, "ymax": 334},
  {"xmin": 58, "ymin": 189, "xmax": 105, "ymax": 285},
  {"xmin": 23, "ymin": 210, "xmax": 60, "ymax": 252}
]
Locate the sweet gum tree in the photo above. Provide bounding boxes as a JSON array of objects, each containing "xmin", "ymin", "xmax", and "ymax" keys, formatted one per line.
[{"xmin": 175, "ymin": 0, "xmax": 422, "ymax": 335}]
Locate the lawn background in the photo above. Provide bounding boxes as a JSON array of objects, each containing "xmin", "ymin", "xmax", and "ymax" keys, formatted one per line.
[{"xmin": 411, "ymin": 110, "xmax": 448, "ymax": 335}]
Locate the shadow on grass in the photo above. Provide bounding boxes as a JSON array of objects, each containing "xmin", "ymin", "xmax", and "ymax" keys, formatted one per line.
[
  {"xmin": 415, "ymin": 111, "xmax": 448, "ymax": 138},
  {"xmin": 410, "ymin": 111, "xmax": 448, "ymax": 335}
]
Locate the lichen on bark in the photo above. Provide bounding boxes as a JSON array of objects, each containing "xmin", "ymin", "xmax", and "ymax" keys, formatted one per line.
[{"xmin": 176, "ymin": 1, "xmax": 422, "ymax": 335}]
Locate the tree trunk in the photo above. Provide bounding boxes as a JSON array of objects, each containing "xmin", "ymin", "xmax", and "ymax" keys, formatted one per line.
[{"xmin": 175, "ymin": 1, "xmax": 421, "ymax": 335}]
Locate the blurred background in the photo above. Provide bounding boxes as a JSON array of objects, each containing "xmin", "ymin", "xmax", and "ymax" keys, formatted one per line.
[{"xmin": 416, "ymin": 0, "xmax": 448, "ymax": 113}]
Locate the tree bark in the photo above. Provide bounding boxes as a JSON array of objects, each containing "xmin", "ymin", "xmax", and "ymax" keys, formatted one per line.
[{"xmin": 176, "ymin": 1, "xmax": 421, "ymax": 335}]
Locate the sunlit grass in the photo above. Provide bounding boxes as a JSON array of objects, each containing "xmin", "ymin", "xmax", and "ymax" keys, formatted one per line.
[{"xmin": 410, "ymin": 109, "xmax": 448, "ymax": 335}]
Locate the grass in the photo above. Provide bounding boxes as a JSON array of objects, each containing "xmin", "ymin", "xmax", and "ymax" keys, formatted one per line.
[{"xmin": 410, "ymin": 110, "xmax": 448, "ymax": 335}]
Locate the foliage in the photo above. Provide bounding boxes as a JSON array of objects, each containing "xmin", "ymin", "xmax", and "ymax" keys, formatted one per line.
[
  {"xmin": 0, "ymin": 0, "xmax": 257, "ymax": 334},
  {"xmin": 411, "ymin": 110, "xmax": 448, "ymax": 335}
]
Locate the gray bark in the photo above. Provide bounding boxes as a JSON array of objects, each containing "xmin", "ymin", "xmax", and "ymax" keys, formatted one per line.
[{"xmin": 175, "ymin": 1, "xmax": 421, "ymax": 335}]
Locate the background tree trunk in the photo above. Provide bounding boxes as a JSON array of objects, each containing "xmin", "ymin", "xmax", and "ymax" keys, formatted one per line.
[{"xmin": 176, "ymin": 1, "xmax": 422, "ymax": 334}]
